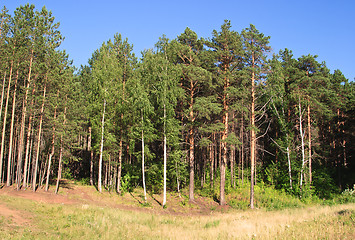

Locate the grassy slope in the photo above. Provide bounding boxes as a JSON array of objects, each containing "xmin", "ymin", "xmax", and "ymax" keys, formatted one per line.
[{"xmin": 0, "ymin": 182, "xmax": 354, "ymax": 239}]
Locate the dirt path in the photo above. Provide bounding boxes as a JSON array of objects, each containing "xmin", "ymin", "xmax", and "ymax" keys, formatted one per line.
[{"xmin": 0, "ymin": 203, "xmax": 32, "ymax": 227}]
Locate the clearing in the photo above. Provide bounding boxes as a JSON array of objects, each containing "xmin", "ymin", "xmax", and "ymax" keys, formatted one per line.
[{"xmin": 0, "ymin": 181, "xmax": 354, "ymax": 239}]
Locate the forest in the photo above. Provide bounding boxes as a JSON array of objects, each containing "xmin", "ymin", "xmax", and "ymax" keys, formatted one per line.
[{"xmin": 0, "ymin": 4, "xmax": 354, "ymax": 210}]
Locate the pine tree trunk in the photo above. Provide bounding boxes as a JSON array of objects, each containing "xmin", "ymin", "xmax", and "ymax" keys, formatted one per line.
[
  {"xmin": 210, "ymin": 142, "xmax": 214, "ymax": 188},
  {"xmin": 299, "ymin": 98, "xmax": 306, "ymax": 188},
  {"xmin": 16, "ymin": 99, "xmax": 26, "ymax": 190},
  {"xmin": 307, "ymin": 103, "xmax": 312, "ymax": 185},
  {"xmin": 22, "ymin": 87, "xmax": 35, "ymax": 188},
  {"xmin": 142, "ymin": 112, "xmax": 147, "ymax": 202},
  {"xmin": 176, "ymin": 158, "xmax": 181, "ymax": 197},
  {"xmin": 188, "ymin": 81, "xmax": 195, "ymax": 201},
  {"xmin": 231, "ymin": 112, "xmax": 235, "ymax": 188},
  {"xmin": 88, "ymin": 127, "xmax": 93, "ymax": 186},
  {"xmin": 0, "ymin": 72, "xmax": 6, "ymax": 129},
  {"xmin": 117, "ymin": 137, "xmax": 122, "ymax": 193},
  {"xmin": 55, "ymin": 136, "xmax": 63, "ymax": 194},
  {"xmin": 45, "ymin": 105, "xmax": 56, "ymax": 191},
  {"xmin": 17, "ymin": 53, "xmax": 33, "ymax": 190},
  {"xmin": 11, "ymin": 129, "xmax": 17, "ymax": 185},
  {"xmin": 163, "ymin": 103, "xmax": 167, "ymax": 207},
  {"xmin": 39, "ymin": 154, "xmax": 48, "ymax": 187},
  {"xmin": 98, "ymin": 99, "xmax": 106, "ymax": 193},
  {"xmin": 0, "ymin": 62, "xmax": 13, "ymax": 183},
  {"xmin": 231, "ymin": 146, "xmax": 235, "ymax": 188},
  {"xmin": 201, "ymin": 151, "xmax": 206, "ymax": 188},
  {"xmin": 27, "ymin": 130, "xmax": 34, "ymax": 187},
  {"xmin": 241, "ymin": 115, "xmax": 244, "ymax": 185},
  {"xmin": 220, "ymin": 71, "xmax": 229, "ymax": 206},
  {"xmin": 55, "ymin": 104, "xmax": 67, "ymax": 194},
  {"xmin": 0, "ymin": 72, "xmax": 5, "ymax": 184},
  {"xmin": 250, "ymin": 66, "xmax": 256, "ymax": 209},
  {"xmin": 6, "ymin": 68, "xmax": 18, "ymax": 186},
  {"xmin": 32, "ymin": 84, "xmax": 46, "ymax": 192},
  {"xmin": 189, "ymin": 125, "xmax": 195, "ymax": 201}
]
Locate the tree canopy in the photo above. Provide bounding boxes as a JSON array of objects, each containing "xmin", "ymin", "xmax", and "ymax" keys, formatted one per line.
[{"xmin": 0, "ymin": 4, "xmax": 353, "ymax": 208}]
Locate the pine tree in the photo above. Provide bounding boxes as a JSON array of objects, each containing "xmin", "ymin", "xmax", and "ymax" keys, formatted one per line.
[
  {"xmin": 206, "ymin": 20, "xmax": 243, "ymax": 205},
  {"xmin": 241, "ymin": 24, "xmax": 270, "ymax": 209},
  {"xmin": 170, "ymin": 27, "xmax": 211, "ymax": 201}
]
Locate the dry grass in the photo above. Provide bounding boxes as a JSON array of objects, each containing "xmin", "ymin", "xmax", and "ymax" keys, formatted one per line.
[{"xmin": 0, "ymin": 189, "xmax": 354, "ymax": 239}]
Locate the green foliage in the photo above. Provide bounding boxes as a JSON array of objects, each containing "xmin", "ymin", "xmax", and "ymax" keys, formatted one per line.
[
  {"xmin": 120, "ymin": 173, "xmax": 134, "ymax": 193},
  {"xmin": 227, "ymin": 181, "xmax": 305, "ymax": 210},
  {"xmin": 146, "ymin": 163, "xmax": 163, "ymax": 193},
  {"xmin": 1, "ymin": 3, "xmax": 353, "ymax": 208},
  {"xmin": 336, "ymin": 187, "xmax": 355, "ymax": 204},
  {"xmin": 312, "ymin": 167, "xmax": 339, "ymax": 199}
]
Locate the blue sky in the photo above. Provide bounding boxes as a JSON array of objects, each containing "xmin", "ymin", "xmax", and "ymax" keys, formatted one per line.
[{"xmin": 2, "ymin": 0, "xmax": 354, "ymax": 81}]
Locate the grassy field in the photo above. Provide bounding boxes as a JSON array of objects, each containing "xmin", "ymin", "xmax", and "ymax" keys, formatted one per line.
[{"xmin": 0, "ymin": 183, "xmax": 354, "ymax": 239}]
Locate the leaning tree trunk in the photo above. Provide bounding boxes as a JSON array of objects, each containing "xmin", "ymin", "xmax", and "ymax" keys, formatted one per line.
[
  {"xmin": 0, "ymin": 61, "xmax": 13, "ymax": 183},
  {"xmin": 6, "ymin": 68, "xmax": 18, "ymax": 186},
  {"xmin": 0, "ymin": 73, "xmax": 5, "ymax": 182},
  {"xmin": 0, "ymin": 72, "xmax": 6, "ymax": 129},
  {"xmin": 55, "ymin": 136, "xmax": 63, "ymax": 194}
]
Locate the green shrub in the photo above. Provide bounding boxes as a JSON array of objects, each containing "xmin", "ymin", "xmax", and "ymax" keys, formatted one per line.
[
  {"xmin": 227, "ymin": 181, "xmax": 305, "ymax": 210},
  {"xmin": 336, "ymin": 186, "xmax": 355, "ymax": 204}
]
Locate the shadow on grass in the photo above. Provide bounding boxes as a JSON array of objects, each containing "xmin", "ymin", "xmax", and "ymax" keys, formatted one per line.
[
  {"xmin": 130, "ymin": 192, "xmax": 144, "ymax": 205},
  {"xmin": 149, "ymin": 193, "xmax": 162, "ymax": 206},
  {"xmin": 57, "ymin": 179, "xmax": 74, "ymax": 190}
]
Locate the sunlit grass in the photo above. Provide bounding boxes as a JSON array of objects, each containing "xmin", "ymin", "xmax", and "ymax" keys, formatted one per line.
[{"xmin": 0, "ymin": 193, "xmax": 354, "ymax": 239}]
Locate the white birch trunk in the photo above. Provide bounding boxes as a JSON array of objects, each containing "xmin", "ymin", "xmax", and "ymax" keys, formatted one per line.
[
  {"xmin": 142, "ymin": 112, "xmax": 147, "ymax": 202},
  {"xmin": 287, "ymin": 146, "xmax": 292, "ymax": 189},
  {"xmin": 163, "ymin": 103, "xmax": 167, "ymax": 207},
  {"xmin": 98, "ymin": 99, "xmax": 106, "ymax": 193},
  {"xmin": 299, "ymin": 98, "xmax": 306, "ymax": 188}
]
